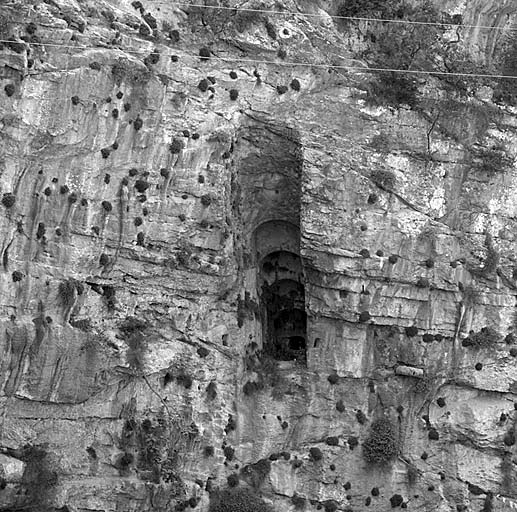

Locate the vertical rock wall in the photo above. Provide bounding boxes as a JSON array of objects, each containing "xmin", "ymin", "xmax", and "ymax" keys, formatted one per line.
[{"xmin": 1, "ymin": 0, "xmax": 517, "ymax": 511}]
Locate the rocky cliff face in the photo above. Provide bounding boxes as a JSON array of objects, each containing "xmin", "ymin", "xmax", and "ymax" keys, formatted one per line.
[{"xmin": 2, "ymin": 0, "xmax": 517, "ymax": 511}]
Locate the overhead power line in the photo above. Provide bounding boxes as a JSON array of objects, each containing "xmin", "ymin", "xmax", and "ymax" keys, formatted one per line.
[
  {"xmin": 165, "ymin": 1, "xmax": 513, "ymax": 31},
  {"xmin": 2, "ymin": 38, "xmax": 517, "ymax": 81},
  {"xmin": 5, "ymin": 3, "xmax": 515, "ymax": 32}
]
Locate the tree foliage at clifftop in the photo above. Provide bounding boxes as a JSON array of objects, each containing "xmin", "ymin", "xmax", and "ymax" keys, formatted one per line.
[{"xmin": 337, "ymin": 1, "xmax": 492, "ymax": 107}]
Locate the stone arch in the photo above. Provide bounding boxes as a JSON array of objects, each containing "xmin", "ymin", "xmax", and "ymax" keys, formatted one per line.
[
  {"xmin": 256, "ymin": 232, "xmax": 307, "ymax": 362},
  {"xmin": 231, "ymin": 117, "xmax": 306, "ymax": 361}
]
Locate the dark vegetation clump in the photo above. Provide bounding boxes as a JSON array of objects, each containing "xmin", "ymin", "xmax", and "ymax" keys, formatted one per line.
[
  {"xmin": 201, "ymin": 194, "xmax": 212, "ymax": 206},
  {"xmin": 197, "ymin": 346, "xmax": 209, "ymax": 358},
  {"xmin": 1, "ymin": 193, "xmax": 15, "ymax": 208},
  {"xmin": 428, "ymin": 428, "xmax": 439, "ymax": 440},
  {"xmin": 291, "ymin": 495, "xmax": 305, "ymax": 509},
  {"xmin": 327, "ymin": 373, "xmax": 339, "ymax": 385},
  {"xmin": 359, "ymin": 311, "xmax": 371, "ymax": 322},
  {"xmin": 198, "ymin": 79, "xmax": 209, "ymax": 92},
  {"xmin": 359, "ymin": 249, "xmax": 370, "ymax": 258},
  {"xmin": 199, "ymin": 47, "xmax": 211, "ymax": 60},
  {"xmin": 229, "ymin": 89, "xmax": 239, "ymax": 101},
  {"xmin": 290, "ymin": 79, "xmax": 301, "ymax": 91},
  {"xmin": 12, "ymin": 270, "xmax": 23, "ymax": 282},
  {"xmin": 177, "ymin": 372, "xmax": 193, "ymax": 389},
  {"xmin": 309, "ymin": 447, "xmax": 323, "ymax": 461},
  {"xmin": 208, "ymin": 487, "xmax": 273, "ymax": 512},
  {"xmin": 223, "ymin": 446, "xmax": 235, "ymax": 461},
  {"xmin": 133, "ymin": 117, "xmax": 143, "ymax": 131},
  {"xmin": 504, "ymin": 431, "xmax": 515, "ymax": 446},
  {"xmin": 356, "ymin": 410, "xmax": 367, "ymax": 424},
  {"xmin": 227, "ymin": 473, "xmax": 239, "ymax": 487},
  {"xmin": 326, "ymin": 436, "xmax": 339, "ymax": 446},
  {"xmin": 462, "ymin": 327, "xmax": 500, "ymax": 348},
  {"xmin": 71, "ymin": 95, "xmax": 80, "ymax": 105},
  {"xmin": 58, "ymin": 279, "xmax": 81, "ymax": 307},
  {"xmin": 134, "ymin": 180, "xmax": 150, "ymax": 193},
  {"xmin": 103, "ymin": 285, "xmax": 116, "ymax": 309},
  {"xmin": 362, "ymin": 418, "xmax": 398, "ymax": 463},
  {"xmin": 169, "ymin": 138, "xmax": 184, "ymax": 154},
  {"xmin": 4, "ymin": 83, "xmax": 15, "ymax": 97},
  {"xmin": 264, "ymin": 19, "xmax": 277, "ymax": 39},
  {"xmin": 367, "ymin": 73, "xmax": 419, "ymax": 109},
  {"xmin": 390, "ymin": 494, "xmax": 404, "ymax": 508},
  {"xmin": 416, "ymin": 277, "xmax": 430, "ymax": 288},
  {"xmin": 36, "ymin": 222, "xmax": 46, "ymax": 240},
  {"xmin": 405, "ymin": 326, "xmax": 418, "ymax": 337},
  {"xmin": 371, "ymin": 169, "xmax": 396, "ymax": 190},
  {"xmin": 102, "ymin": 200, "xmax": 112, "ymax": 212},
  {"xmin": 101, "ymin": 148, "xmax": 111, "ymax": 159},
  {"xmin": 276, "ymin": 85, "xmax": 288, "ymax": 95}
]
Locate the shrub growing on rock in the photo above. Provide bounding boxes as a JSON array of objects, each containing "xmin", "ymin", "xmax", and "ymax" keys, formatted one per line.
[
  {"xmin": 4, "ymin": 84, "xmax": 15, "ymax": 97},
  {"xmin": 359, "ymin": 311, "xmax": 371, "ymax": 322},
  {"xmin": 428, "ymin": 428, "xmax": 439, "ymax": 440},
  {"xmin": 198, "ymin": 79, "xmax": 209, "ymax": 92},
  {"xmin": 356, "ymin": 410, "xmax": 367, "ymax": 424},
  {"xmin": 462, "ymin": 327, "xmax": 500, "ymax": 348},
  {"xmin": 199, "ymin": 47, "xmax": 211, "ymax": 60},
  {"xmin": 209, "ymin": 487, "xmax": 273, "ymax": 512},
  {"xmin": 390, "ymin": 494, "xmax": 404, "ymax": 508},
  {"xmin": 309, "ymin": 447, "xmax": 323, "ymax": 461},
  {"xmin": 133, "ymin": 117, "xmax": 143, "ymax": 131},
  {"xmin": 224, "ymin": 446, "xmax": 235, "ymax": 461},
  {"xmin": 362, "ymin": 418, "xmax": 398, "ymax": 463},
  {"xmin": 227, "ymin": 474, "xmax": 239, "ymax": 487},
  {"xmin": 169, "ymin": 138, "xmax": 184, "ymax": 154},
  {"xmin": 327, "ymin": 373, "xmax": 339, "ymax": 385},
  {"xmin": 290, "ymin": 78, "xmax": 301, "ymax": 91},
  {"xmin": 229, "ymin": 89, "xmax": 239, "ymax": 101},
  {"xmin": 371, "ymin": 169, "xmax": 396, "ymax": 190},
  {"xmin": 2, "ymin": 193, "xmax": 15, "ymax": 208}
]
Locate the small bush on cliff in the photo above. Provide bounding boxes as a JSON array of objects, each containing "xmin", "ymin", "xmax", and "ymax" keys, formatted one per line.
[
  {"xmin": 362, "ymin": 418, "xmax": 398, "ymax": 463},
  {"xmin": 209, "ymin": 487, "xmax": 273, "ymax": 512},
  {"xmin": 2, "ymin": 193, "xmax": 15, "ymax": 208},
  {"xmin": 462, "ymin": 327, "xmax": 500, "ymax": 348},
  {"xmin": 336, "ymin": 0, "xmax": 401, "ymax": 18},
  {"xmin": 371, "ymin": 169, "xmax": 396, "ymax": 191},
  {"xmin": 58, "ymin": 279, "xmax": 79, "ymax": 307}
]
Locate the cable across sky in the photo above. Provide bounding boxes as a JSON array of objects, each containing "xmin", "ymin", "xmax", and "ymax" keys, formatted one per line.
[{"xmin": 2, "ymin": 37, "xmax": 517, "ymax": 81}]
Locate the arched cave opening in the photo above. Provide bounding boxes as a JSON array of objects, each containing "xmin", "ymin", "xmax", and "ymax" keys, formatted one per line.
[{"xmin": 259, "ymin": 251, "xmax": 307, "ymax": 362}]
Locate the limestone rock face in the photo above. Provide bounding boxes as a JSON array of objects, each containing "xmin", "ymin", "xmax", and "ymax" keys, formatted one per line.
[{"xmin": 1, "ymin": 0, "xmax": 517, "ymax": 511}]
